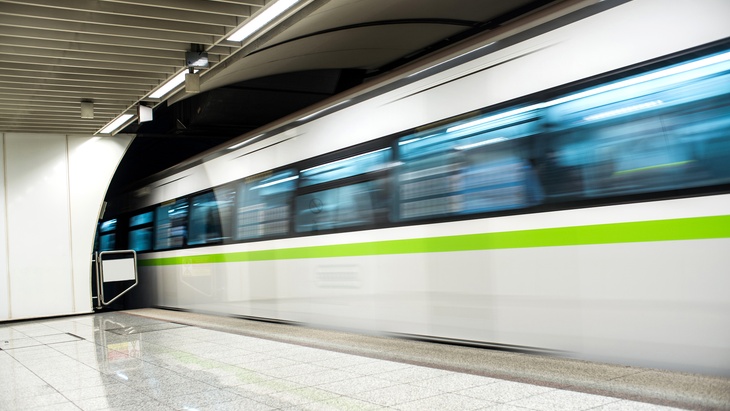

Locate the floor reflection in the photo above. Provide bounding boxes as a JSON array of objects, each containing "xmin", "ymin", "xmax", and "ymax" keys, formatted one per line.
[{"xmin": 0, "ymin": 311, "xmax": 699, "ymax": 411}]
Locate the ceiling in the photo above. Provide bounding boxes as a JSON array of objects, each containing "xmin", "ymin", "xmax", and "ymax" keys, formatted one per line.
[{"xmin": 0, "ymin": 0, "xmax": 560, "ymax": 193}]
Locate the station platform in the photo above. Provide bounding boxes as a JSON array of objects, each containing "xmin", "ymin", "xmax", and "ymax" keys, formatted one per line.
[{"xmin": 1, "ymin": 309, "xmax": 728, "ymax": 411}]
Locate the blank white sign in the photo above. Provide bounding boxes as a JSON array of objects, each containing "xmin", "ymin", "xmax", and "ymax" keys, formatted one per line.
[{"xmin": 102, "ymin": 258, "xmax": 136, "ymax": 283}]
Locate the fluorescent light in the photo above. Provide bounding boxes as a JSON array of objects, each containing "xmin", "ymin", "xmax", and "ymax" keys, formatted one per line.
[
  {"xmin": 408, "ymin": 42, "xmax": 495, "ymax": 78},
  {"xmin": 100, "ymin": 114, "xmax": 134, "ymax": 134},
  {"xmin": 455, "ymin": 137, "xmax": 508, "ymax": 151},
  {"xmin": 149, "ymin": 70, "xmax": 198, "ymax": 99},
  {"xmin": 227, "ymin": 0, "xmax": 300, "ymax": 42}
]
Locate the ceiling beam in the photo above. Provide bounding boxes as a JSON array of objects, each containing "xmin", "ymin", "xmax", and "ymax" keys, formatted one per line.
[
  {"xmin": 0, "ymin": 82, "xmax": 149, "ymax": 97},
  {"xmin": 102, "ymin": 0, "xmax": 261, "ymax": 15},
  {"xmin": 0, "ymin": 78, "xmax": 152, "ymax": 93},
  {"xmin": 0, "ymin": 36, "xmax": 217, "ymax": 63},
  {"xmin": 0, "ymin": 15, "xmax": 218, "ymax": 44},
  {"xmin": 0, "ymin": 3, "xmax": 233, "ymax": 36},
  {"xmin": 0, "ymin": 69, "xmax": 164, "ymax": 87},
  {"xmin": 0, "ymin": 26, "xmax": 205, "ymax": 52},
  {"xmin": 1, "ymin": 0, "xmax": 248, "ymax": 26},
  {"xmin": 0, "ymin": 62, "xmax": 169, "ymax": 80},
  {"xmin": 0, "ymin": 95, "xmax": 130, "ymax": 108},
  {"xmin": 0, "ymin": 48, "xmax": 178, "ymax": 73},
  {"xmin": 0, "ymin": 105, "xmax": 122, "ymax": 115}
]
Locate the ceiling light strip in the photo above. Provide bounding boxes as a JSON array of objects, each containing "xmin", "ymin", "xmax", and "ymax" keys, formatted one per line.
[
  {"xmin": 96, "ymin": 0, "xmax": 307, "ymax": 136},
  {"xmin": 99, "ymin": 113, "xmax": 134, "ymax": 134},
  {"xmin": 227, "ymin": 0, "xmax": 301, "ymax": 42}
]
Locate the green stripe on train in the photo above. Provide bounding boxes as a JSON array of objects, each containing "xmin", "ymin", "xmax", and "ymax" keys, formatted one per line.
[{"xmin": 138, "ymin": 215, "xmax": 730, "ymax": 266}]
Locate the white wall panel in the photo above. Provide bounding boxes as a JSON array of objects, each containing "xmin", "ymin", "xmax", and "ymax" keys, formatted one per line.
[
  {"xmin": 0, "ymin": 134, "xmax": 8, "ymax": 320},
  {"xmin": 5, "ymin": 133, "xmax": 74, "ymax": 319},
  {"xmin": 67, "ymin": 135, "xmax": 133, "ymax": 314},
  {"xmin": 0, "ymin": 132, "xmax": 132, "ymax": 321}
]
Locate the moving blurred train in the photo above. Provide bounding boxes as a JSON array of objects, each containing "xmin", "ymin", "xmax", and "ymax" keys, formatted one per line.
[{"xmin": 100, "ymin": 0, "xmax": 730, "ymax": 375}]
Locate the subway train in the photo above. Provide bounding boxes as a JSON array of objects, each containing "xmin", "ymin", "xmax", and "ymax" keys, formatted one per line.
[{"xmin": 101, "ymin": 0, "xmax": 730, "ymax": 375}]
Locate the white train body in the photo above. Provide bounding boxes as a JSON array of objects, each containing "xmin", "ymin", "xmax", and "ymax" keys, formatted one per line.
[{"xmin": 108, "ymin": 0, "xmax": 730, "ymax": 375}]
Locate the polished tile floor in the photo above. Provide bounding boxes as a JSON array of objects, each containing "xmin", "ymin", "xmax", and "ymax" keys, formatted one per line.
[{"xmin": 1, "ymin": 310, "xmax": 727, "ymax": 411}]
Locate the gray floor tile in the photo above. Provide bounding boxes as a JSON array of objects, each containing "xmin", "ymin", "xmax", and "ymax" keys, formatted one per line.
[
  {"xmin": 0, "ymin": 383, "xmax": 59, "ymax": 400},
  {"xmin": 2, "ymin": 310, "xmax": 727, "ymax": 411},
  {"xmin": 0, "ymin": 328, "xmax": 27, "ymax": 339},
  {"xmin": 9, "ymin": 324, "xmax": 60, "ymax": 337},
  {"xmin": 351, "ymin": 383, "xmax": 445, "ymax": 407},
  {"xmin": 0, "ymin": 370, "xmax": 45, "ymax": 386},
  {"xmin": 237, "ymin": 356, "xmax": 299, "ymax": 372},
  {"xmin": 226, "ymin": 378, "xmax": 306, "ymax": 398},
  {"xmin": 262, "ymin": 363, "xmax": 331, "ymax": 379},
  {"xmin": 284, "ymin": 369, "xmax": 358, "ymax": 387},
  {"xmin": 2, "ymin": 391, "xmax": 70, "ymax": 409},
  {"xmin": 0, "ymin": 337, "xmax": 43, "ymax": 349},
  {"xmin": 591, "ymin": 399, "xmax": 684, "ymax": 410},
  {"xmin": 59, "ymin": 383, "xmax": 137, "ymax": 402},
  {"xmin": 222, "ymin": 352, "xmax": 278, "ymax": 366},
  {"xmin": 5, "ymin": 345, "xmax": 65, "ymax": 359},
  {"xmin": 275, "ymin": 346, "xmax": 348, "ymax": 363},
  {"xmin": 71, "ymin": 391, "xmax": 155, "ymax": 411},
  {"xmin": 34, "ymin": 333, "xmax": 83, "ymax": 345},
  {"xmin": 197, "ymin": 397, "xmax": 275, "ymax": 411},
  {"xmin": 193, "ymin": 366, "xmax": 275, "ymax": 388},
  {"xmin": 318, "ymin": 375, "xmax": 398, "ymax": 396},
  {"xmin": 457, "ymin": 380, "xmax": 554, "ymax": 403},
  {"xmin": 16, "ymin": 401, "xmax": 83, "ymax": 411},
  {"xmin": 508, "ymin": 388, "xmax": 618, "ymax": 411},
  {"xmin": 43, "ymin": 373, "xmax": 120, "ymax": 391},
  {"xmin": 135, "ymin": 380, "xmax": 218, "ymax": 400},
  {"xmin": 374, "ymin": 365, "xmax": 452, "ymax": 383},
  {"xmin": 339, "ymin": 359, "xmax": 411, "ymax": 376},
  {"xmin": 312, "ymin": 354, "xmax": 376, "ymax": 370},
  {"xmin": 411, "ymin": 372, "xmax": 501, "ymax": 392},
  {"xmin": 162, "ymin": 388, "xmax": 242, "ymax": 409},
  {"xmin": 394, "ymin": 392, "xmax": 497, "ymax": 411},
  {"xmin": 480, "ymin": 405, "xmax": 547, "ymax": 411},
  {"xmin": 254, "ymin": 386, "xmax": 340, "ymax": 408},
  {"xmin": 279, "ymin": 395, "xmax": 384, "ymax": 411},
  {"xmin": 91, "ymin": 401, "xmax": 176, "ymax": 411}
]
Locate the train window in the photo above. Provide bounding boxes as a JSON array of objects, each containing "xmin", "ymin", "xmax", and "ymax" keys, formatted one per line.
[
  {"xmin": 396, "ymin": 107, "xmax": 542, "ymax": 220},
  {"xmin": 129, "ymin": 228, "xmax": 152, "ymax": 252},
  {"xmin": 236, "ymin": 169, "xmax": 296, "ymax": 240},
  {"xmin": 98, "ymin": 219, "xmax": 117, "ymax": 251},
  {"xmin": 130, "ymin": 211, "xmax": 153, "ymax": 227},
  {"xmin": 295, "ymin": 148, "xmax": 392, "ymax": 233},
  {"xmin": 154, "ymin": 199, "xmax": 188, "ymax": 250},
  {"xmin": 188, "ymin": 186, "xmax": 235, "ymax": 246},
  {"xmin": 541, "ymin": 48, "xmax": 730, "ymax": 199},
  {"xmin": 99, "ymin": 219, "xmax": 117, "ymax": 233},
  {"xmin": 296, "ymin": 181, "xmax": 385, "ymax": 232},
  {"xmin": 129, "ymin": 211, "xmax": 153, "ymax": 252},
  {"xmin": 99, "ymin": 234, "xmax": 115, "ymax": 251},
  {"xmin": 300, "ymin": 148, "xmax": 391, "ymax": 187}
]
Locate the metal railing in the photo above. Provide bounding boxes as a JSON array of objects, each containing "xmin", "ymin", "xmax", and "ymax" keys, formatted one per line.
[{"xmin": 94, "ymin": 250, "xmax": 138, "ymax": 309}]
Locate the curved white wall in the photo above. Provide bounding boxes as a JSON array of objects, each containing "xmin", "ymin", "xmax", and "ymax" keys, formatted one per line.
[{"xmin": 0, "ymin": 132, "xmax": 133, "ymax": 321}]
